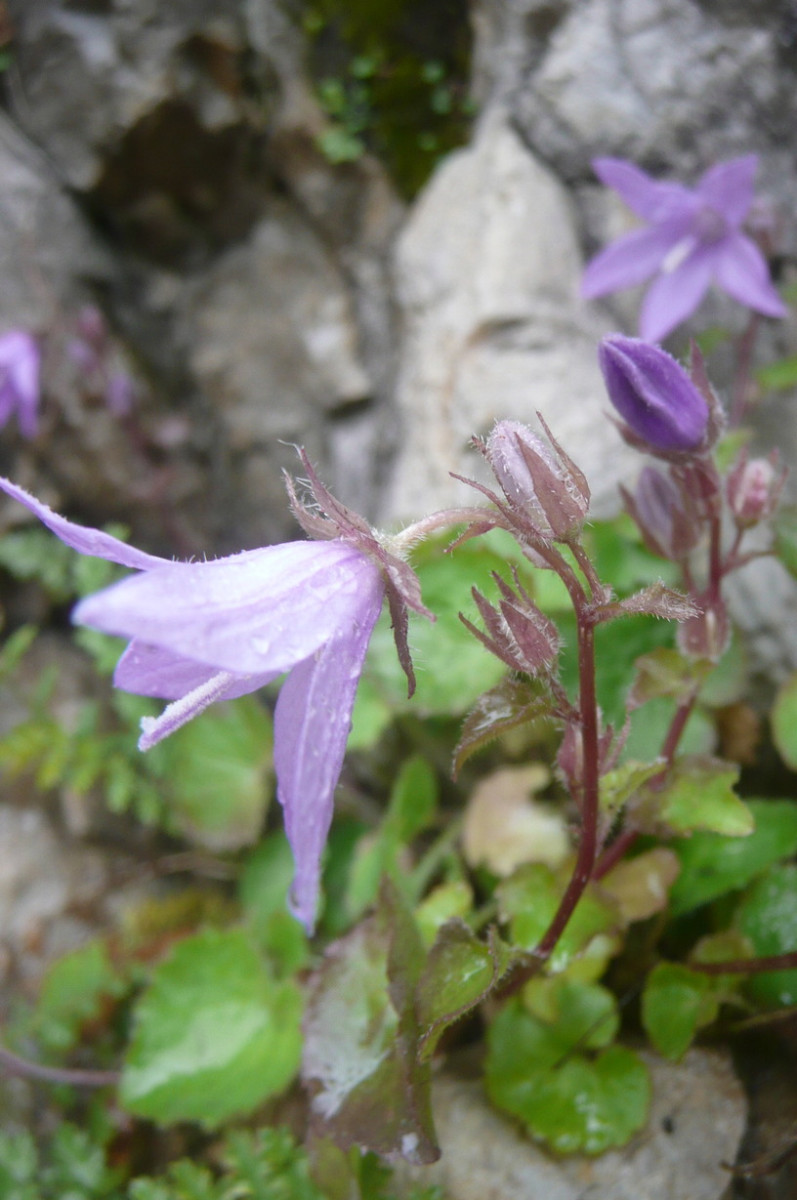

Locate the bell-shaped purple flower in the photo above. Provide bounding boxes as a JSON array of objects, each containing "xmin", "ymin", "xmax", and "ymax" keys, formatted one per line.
[
  {"xmin": 0, "ymin": 477, "xmax": 402, "ymax": 933},
  {"xmin": 598, "ymin": 335, "xmax": 709, "ymax": 453},
  {"xmin": 0, "ymin": 331, "xmax": 40, "ymax": 439},
  {"xmin": 581, "ymin": 156, "xmax": 787, "ymax": 342}
]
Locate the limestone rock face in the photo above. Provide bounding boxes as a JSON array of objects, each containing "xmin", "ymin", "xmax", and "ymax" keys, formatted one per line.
[{"xmin": 382, "ymin": 111, "xmax": 635, "ymax": 525}]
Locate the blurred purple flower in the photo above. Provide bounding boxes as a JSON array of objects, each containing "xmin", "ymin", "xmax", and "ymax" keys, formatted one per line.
[
  {"xmin": 598, "ymin": 335, "xmax": 709, "ymax": 453},
  {"xmin": 0, "ymin": 476, "xmax": 406, "ymax": 932},
  {"xmin": 0, "ymin": 331, "xmax": 40, "ymax": 439},
  {"xmin": 582, "ymin": 156, "xmax": 787, "ymax": 342}
]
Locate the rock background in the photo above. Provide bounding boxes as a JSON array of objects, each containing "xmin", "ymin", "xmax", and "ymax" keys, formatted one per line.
[{"xmin": 1, "ymin": 0, "xmax": 795, "ymax": 538}]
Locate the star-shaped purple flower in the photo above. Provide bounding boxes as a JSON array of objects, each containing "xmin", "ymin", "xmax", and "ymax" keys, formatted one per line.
[
  {"xmin": 582, "ymin": 156, "xmax": 787, "ymax": 342},
  {"xmin": 0, "ymin": 331, "xmax": 41, "ymax": 439},
  {"xmin": 0, "ymin": 467, "xmax": 430, "ymax": 932}
]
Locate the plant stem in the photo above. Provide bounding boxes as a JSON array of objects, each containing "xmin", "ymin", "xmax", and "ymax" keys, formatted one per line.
[
  {"xmin": 533, "ymin": 621, "xmax": 600, "ymax": 963},
  {"xmin": 498, "ymin": 605, "xmax": 600, "ymax": 996},
  {"xmin": 692, "ymin": 951, "xmax": 797, "ymax": 976},
  {"xmin": 0, "ymin": 1043, "xmax": 118, "ymax": 1088},
  {"xmin": 729, "ymin": 313, "xmax": 760, "ymax": 428}
]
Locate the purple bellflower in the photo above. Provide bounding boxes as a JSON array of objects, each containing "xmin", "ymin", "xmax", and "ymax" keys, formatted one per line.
[
  {"xmin": 0, "ymin": 331, "xmax": 41, "ymax": 439},
  {"xmin": 582, "ymin": 156, "xmax": 787, "ymax": 342},
  {"xmin": 0, "ymin": 459, "xmax": 431, "ymax": 932},
  {"xmin": 598, "ymin": 335, "xmax": 710, "ymax": 453}
]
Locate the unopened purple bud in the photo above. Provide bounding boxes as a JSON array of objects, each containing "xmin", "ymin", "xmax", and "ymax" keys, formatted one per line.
[
  {"xmin": 625, "ymin": 465, "xmax": 699, "ymax": 561},
  {"xmin": 486, "ymin": 419, "xmax": 590, "ymax": 539},
  {"xmin": 598, "ymin": 336, "xmax": 709, "ymax": 453},
  {"xmin": 726, "ymin": 451, "xmax": 783, "ymax": 528}
]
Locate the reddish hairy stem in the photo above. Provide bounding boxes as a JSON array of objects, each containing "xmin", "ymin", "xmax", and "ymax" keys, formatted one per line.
[
  {"xmin": 533, "ymin": 621, "xmax": 600, "ymax": 962},
  {"xmin": 499, "ymin": 605, "xmax": 600, "ymax": 996},
  {"xmin": 594, "ymin": 685, "xmax": 700, "ymax": 881}
]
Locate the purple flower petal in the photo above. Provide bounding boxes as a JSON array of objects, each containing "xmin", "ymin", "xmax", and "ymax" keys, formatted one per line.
[
  {"xmin": 115, "ymin": 640, "xmax": 277, "ymax": 700},
  {"xmin": 714, "ymin": 232, "xmax": 788, "ymax": 318},
  {"xmin": 581, "ymin": 222, "xmax": 687, "ymax": 298},
  {"xmin": 638, "ymin": 247, "xmax": 715, "ymax": 342},
  {"xmin": 584, "ymin": 155, "xmax": 787, "ymax": 339},
  {"xmin": 74, "ymin": 541, "xmax": 382, "ymax": 677},
  {"xmin": 696, "ymin": 155, "xmax": 757, "ymax": 229},
  {"xmin": 0, "ymin": 478, "xmax": 168, "ymax": 571},
  {"xmin": 592, "ymin": 158, "xmax": 694, "ymax": 222},
  {"xmin": 0, "ymin": 332, "xmax": 40, "ymax": 439},
  {"xmin": 274, "ymin": 575, "xmax": 384, "ymax": 932}
]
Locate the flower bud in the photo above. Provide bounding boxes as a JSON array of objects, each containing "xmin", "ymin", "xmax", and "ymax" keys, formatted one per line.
[
  {"xmin": 726, "ymin": 450, "xmax": 784, "ymax": 528},
  {"xmin": 623, "ymin": 465, "xmax": 700, "ymax": 560},
  {"xmin": 486, "ymin": 418, "xmax": 590, "ymax": 539},
  {"xmin": 598, "ymin": 335, "xmax": 709, "ymax": 453}
]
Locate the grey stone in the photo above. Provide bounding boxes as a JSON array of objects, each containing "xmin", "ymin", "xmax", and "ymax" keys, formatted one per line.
[
  {"xmin": 400, "ymin": 1048, "xmax": 746, "ymax": 1200},
  {"xmin": 0, "ymin": 804, "xmax": 109, "ymax": 984},
  {"xmin": 183, "ymin": 199, "xmax": 373, "ymax": 547},
  {"xmin": 381, "ymin": 107, "xmax": 636, "ymax": 526},
  {"xmin": 0, "ymin": 114, "xmax": 109, "ymax": 330}
]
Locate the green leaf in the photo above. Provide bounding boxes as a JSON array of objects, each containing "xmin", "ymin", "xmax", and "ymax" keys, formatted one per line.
[
  {"xmin": 121, "ymin": 927, "xmax": 301, "ymax": 1126},
  {"xmin": 416, "ymin": 922, "xmax": 515, "ymax": 1061},
  {"xmin": 384, "ymin": 755, "xmax": 438, "ymax": 844},
  {"xmin": 622, "ymin": 696, "xmax": 716, "ymax": 763},
  {"xmin": 238, "ymin": 836, "xmax": 309, "ymax": 975},
  {"xmin": 0, "ymin": 1129, "xmax": 38, "ymax": 1195},
  {"xmin": 583, "ymin": 514, "xmax": 680, "ymax": 593},
  {"xmin": 345, "ymin": 757, "xmax": 438, "ymax": 920},
  {"xmin": 735, "ymin": 864, "xmax": 797, "ymax": 1007},
  {"xmin": 637, "ymin": 756, "xmax": 751, "ymax": 837},
  {"xmin": 415, "ymin": 881, "xmax": 473, "ymax": 946},
  {"xmin": 302, "ymin": 886, "xmax": 439, "ymax": 1165},
  {"xmin": 628, "ymin": 648, "xmax": 708, "ymax": 708},
  {"xmin": 670, "ymin": 799, "xmax": 797, "ymax": 916},
  {"xmin": 497, "ymin": 864, "xmax": 620, "ymax": 978},
  {"xmin": 0, "ymin": 527, "xmax": 75, "ymax": 599},
  {"xmin": 599, "ymin": 760, "xmax": 665, "ymax": 823},
  {"xmin": 772, "ymin": 671, "xmax": 797, "ymax": 769},
  {"xmin": 486, "ymin": 998, "xmax": 650, "ymax": 1155},
  {"xmin": 32, "ymin": 940, "xmax": 126, "ymax": 1054},
  {"xmin": 641, "ymin": 962, "xmax": 718, "ymax": 1060},
  {"xmin": 774, "ymin": 509, "xmax": 797, "ymax": 582},
  {"xmin": 317, "ymin": 127, "xmax": 366, "ymax": 163},
  {"xmin": 756, "ymin": 355, "xmax": 797, "ymax": 392},
  {"xmin": 159, "ymin": 696, "xmax": 272, "ymax": 851},
  {"xmin": 523, "ymin": 978, "xmax": 619, "ymax": 1049},
  {"xmin": 453, "ymin": 677, "xmax": 556, "ymax": 776}
]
